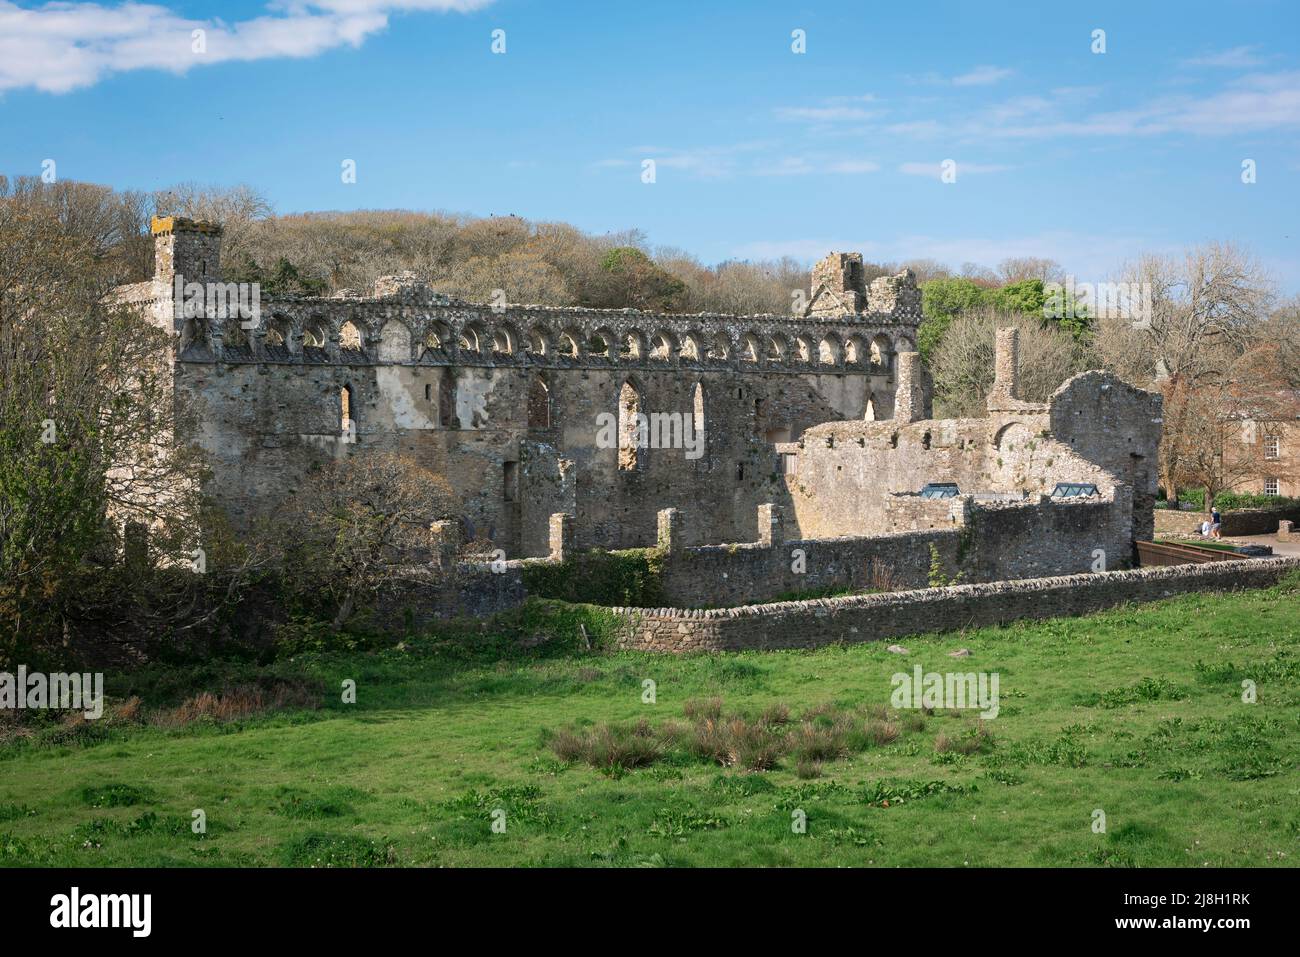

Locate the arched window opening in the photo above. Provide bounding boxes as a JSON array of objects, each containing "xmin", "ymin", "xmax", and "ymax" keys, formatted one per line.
[
  {"xmin": 341, "ymin": 383, "xmax": 356, "ymax": 440},
  {"xmin": 340, "ymin": 320, "xmax": 364, "ymax": 354},
  {"xmin": 844, "ymin": 337, "xmax": 861, "ymax": 365},
  {"xmin": 870, "ymin": 334, "xmax": 892, "ymax": 369},
  {"xmin": 618, "ymin": 380, "xmax": 644, "ymax": 471},
  {"xmin": 528, "ymin": 375, "xmax": 551, "ymax": 430},
  {"xmin": 819, "ymin": 335, "xmax": 840, "ymax": 366},
  {"xmin": 865, "ymin": 394, "xmax": 877, "ymax": 421},
  {"xmin": 438, "ymin": 370, "xmax": 455, "ymax": 428}
]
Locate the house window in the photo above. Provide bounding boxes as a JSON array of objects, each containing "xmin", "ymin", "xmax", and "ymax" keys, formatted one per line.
[
  {"xmin": 736, "ymin": 462, "xmax": 745, "ymax": 481},
  {"xmin": 1264, "ymin": 477, "xmax": 1279, "ymax": 496},
  {"xmin": 1264, "ymin": 435, "xmax": 1280, "ymax": 460},
  {"xmin": 424, "ymin": 383, "xmax": 432, "ymax": 402}
]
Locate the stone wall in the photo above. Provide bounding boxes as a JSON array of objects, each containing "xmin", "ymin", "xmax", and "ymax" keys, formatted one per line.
[
  {"xmin": 651, "ymin": 490, "xmax": 1132, "ymax": 607},
  {"xmin": 140, "ymin": 223, "xmax": 922, "ymax": 557},
  {"xmin": 611, "ymin": 557, "xmax": 1300, "ymax": 653},
  {"xmin": 1154, "ymin": 505, "xmax": 1300, "ymax": 537}
]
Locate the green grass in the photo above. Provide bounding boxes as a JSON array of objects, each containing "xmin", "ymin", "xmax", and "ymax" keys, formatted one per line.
[
  {"xmin": 1156, "ymin": 538, "xmax": 1249, "ymax": 554},
  {"xmin": 2, "ymin": 581, "xmax": 1299, "ymax": 867}
]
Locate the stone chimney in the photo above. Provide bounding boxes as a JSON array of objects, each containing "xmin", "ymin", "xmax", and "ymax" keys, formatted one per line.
[
  {"xmin": 893, "ymin": 351, "xmax": 931, "ymax": 423},
  {"xmin": 989, "ymin": 327, "xmax": 1020, "ymax": 404}
]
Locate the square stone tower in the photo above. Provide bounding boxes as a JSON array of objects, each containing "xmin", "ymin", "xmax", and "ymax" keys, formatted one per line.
[{"xmin": 152, "ymin": 216, "xmax": 223, "ymax": 287}]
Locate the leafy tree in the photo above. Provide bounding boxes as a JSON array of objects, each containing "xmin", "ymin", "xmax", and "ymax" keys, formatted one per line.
[{"xmin": 918, "ymin": 277, "xmax": 987, "ymax": 361}]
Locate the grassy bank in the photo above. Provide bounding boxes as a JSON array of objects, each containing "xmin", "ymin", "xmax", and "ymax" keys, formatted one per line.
[{"xmin": 1, "ymin": 581, "xmax": 1298, "ymax": 867}]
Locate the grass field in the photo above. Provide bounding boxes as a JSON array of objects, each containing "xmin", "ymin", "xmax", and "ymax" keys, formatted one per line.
[{"xmin": 2, "ymin": 579, "xmax": 1299, "ymax": 868}]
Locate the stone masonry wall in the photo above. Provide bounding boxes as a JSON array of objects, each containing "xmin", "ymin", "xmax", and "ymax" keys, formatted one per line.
[
  {"xmin": 139, "ymin": 224, "xmax": 922, "ymax": 557},
  {"xmin": 612, "ymin": 557, "xmax": 1300, "ymax": 653}
]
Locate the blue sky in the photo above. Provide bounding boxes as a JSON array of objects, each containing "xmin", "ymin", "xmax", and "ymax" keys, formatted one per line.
[{"xmin": 1, "ymin": 0, "xmax": 1298, "ymax": 289}]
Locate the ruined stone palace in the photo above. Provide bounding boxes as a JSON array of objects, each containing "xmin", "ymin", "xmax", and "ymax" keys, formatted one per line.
[{"xmin": 118, "ymin": 217, "xmax": 1163, "ymax": 600}]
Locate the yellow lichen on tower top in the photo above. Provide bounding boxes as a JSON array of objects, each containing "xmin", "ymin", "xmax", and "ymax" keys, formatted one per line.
[{"xmin": 151, "ymin": 215, "xmax": 222, "ymax": 235}]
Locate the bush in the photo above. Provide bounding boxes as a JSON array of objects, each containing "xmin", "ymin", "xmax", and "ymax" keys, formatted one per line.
[
  {"xmin": 521, "ymin": 548, "xmax": 666, "ymax": 607},
  {"xmin": 1213, "ymin": 492, "xmax": 1300, "ymax": 511},
  {"xmin": 548, "ymin": 719, "xmax": 667, "ymax": 772}
]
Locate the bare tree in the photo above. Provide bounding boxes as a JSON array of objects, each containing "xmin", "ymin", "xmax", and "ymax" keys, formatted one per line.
[
  {"xmin": 998, "ymin": 256, "xmax": 1064, "ymax": 285},
  {"xmin": 274, "ymin": 453, "xmax": 457, "ymax": 632},
  {"xmin": 929, "ymin": 306, "xmax": 1094, "ymax": 417},
  {"xmin": 1116, "ymin": 242, "xmax": 1273, "ymax": 383},
  {"xmin": 1160, "ymin": 344, "xmax": 1297, "ymax": 508},
  {"xmin": 0, "ymin": 197, "xmax": 211, "ymax": 654}
]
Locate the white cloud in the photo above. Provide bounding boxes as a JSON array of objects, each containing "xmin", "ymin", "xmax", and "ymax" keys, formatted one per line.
[
  {"xmin": 898, "ymin": 161, "xmax": 1011, "ymax": 178},
  {"xmin": 951, "ymin": 65, "xmax": 1014, "ymax": 87},
  {"xmin": 1182, "ymin": 46, "xmax": 1266, "ymax": 69},
  {"xmin": 0, "ymin": 0, "xmax": 494, "ymax": 94},
  {"xmin": 775, "ymin": 105, "xmax": 881, "ymax": 122},
  {"xmin": 594, "ymin": 144, "xmax": 876, "ymax": 180}
]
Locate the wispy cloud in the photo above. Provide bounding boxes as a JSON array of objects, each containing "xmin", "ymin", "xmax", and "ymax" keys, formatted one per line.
[
  {"xmin": 898, "ymin": 160, "xmax": 1011, "ymax": 178},
  {"xmin": 0, "ymin": 0, "xmax": 494, "ymax": 94},
  {"xmin": 594, "ymin": 145, "xmax": 879, "ymax": 180},
  {"xmin": 774, "ymin": 94, "xmax": 880, "ymax": 123},
  {"xmin": 775, "ymin": 105, "xmax": 881, "ymax": 122},
  {"xmin": 952, "ymin": 65, "xmax": 1014, "ymax": 87},
  {"xmin": 1182, "ymin": 45, "xmax": 1267, "ymax": 69}
]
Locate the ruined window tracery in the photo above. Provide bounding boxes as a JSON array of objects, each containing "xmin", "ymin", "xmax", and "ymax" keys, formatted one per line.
[
  {"xmin": 528, "ymin": 375, "xmax": 551, "ymax": 430},
  {"xmin": 618, "ymin": 380, "xmax": 644, "ymax": 471},
  {"xmin": 438, "ymin": 369, "xmax": 455, "ymax": 428},
  {"xmin": 341, "ymin": 383, "xmax": 356, "ymax": 438},
  {"xmin": 339, "ymin": 320, "xmax": 364, "ymax": 352}
]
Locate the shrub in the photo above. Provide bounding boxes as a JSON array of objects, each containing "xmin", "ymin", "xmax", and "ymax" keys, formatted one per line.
[
  {"xmin": 865, "ymin": 719, "xmax": 902, "ymax": 746},
  {"xmin": 548, "ymin": 719, "xmax": 665, "ymax": 771},
  {"xmin": 153, "ymin": 681, "xmax": 320, "ymax": 727},
  {"xmin": 683, "ymin": 697, "xmax": 723, "ymax": 722},
  {"xmin": 1213, "ymin": 492, "xmax": 1300, "ymax": 511},
  {"xmin": 795, "ymin": 758, "xmax": 823, "ymax": 780},
  {"xmin": 787, "ymin": 721, "xmax": 848, "ymax": 763},
  {"xmin": 935, "ymin": 722, "xmax": 995, "ymax": 755}
]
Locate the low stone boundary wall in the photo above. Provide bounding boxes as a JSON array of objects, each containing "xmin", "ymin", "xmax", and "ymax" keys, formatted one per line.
[
  {"xmin": 611, "ymin": 557, "xmax": 1300, "ymax": 653},
  {"xmin": 1154, "ymin": 506, "xmax": 1300, "ymax": 537}
]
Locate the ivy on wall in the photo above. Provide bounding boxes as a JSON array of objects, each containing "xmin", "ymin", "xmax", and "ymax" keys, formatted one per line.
[{"xmin": 522, "ymin": 548, "xmax": 668, "ymax": 608}]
